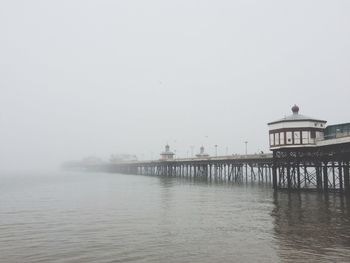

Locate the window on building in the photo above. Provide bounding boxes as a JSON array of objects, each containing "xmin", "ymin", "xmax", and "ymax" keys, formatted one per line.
[
  {"xmin": 270, "ymin": 134, "xmax": 274, "ymax": 146},
  {"xmin": 280, "ymin": 132, "xmax": 284, "ymax": 145},
  {"xmin": 310, "ymin": 131, "xmax": 316, "ymax": 139},
  {"xmin": 275, "ymin": 133, "xmax": 279, "ymax": 145},
  {"xmin": 286, "ymin": 132, "xmax": 292, "ymax": 144},
  {"xmin": 302, "ymin": 131, "xmax": 309, "ymax": 144},
  {"xmin": 294, "ymin": 131, "xmax": 301, "ymax": 144}
]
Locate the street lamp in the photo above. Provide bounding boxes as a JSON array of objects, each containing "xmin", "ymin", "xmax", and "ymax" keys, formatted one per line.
[
  {"xmin": 214, "ymin": 144, "xmax": 218, "ymax": 157},
  {"xmin": 244, "ymin": 141, "xmax": 248, "ymax": 156}
]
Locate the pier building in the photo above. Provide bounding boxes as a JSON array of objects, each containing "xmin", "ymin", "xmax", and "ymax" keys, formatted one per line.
[
  {"xmin": 268, "ymin": 105, "xmax": 326, "ymax": 148},
  {"xmin": 269, "ymin": 105, "xmax": 350, "ymax": 192},
  {"xmin": 160, "ymin": 144, "xmax": 175, "ymax": 160},
  {"xmin": 196, "ymin": 146, "xmax": 209, "ymax": 158}
]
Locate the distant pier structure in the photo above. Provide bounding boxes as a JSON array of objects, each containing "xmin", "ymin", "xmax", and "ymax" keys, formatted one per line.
[
  {"xmin": 196, "ymin": 146, "xmax": 209, "ymax": 158},
  {"xmin": 160, "ymin": 144, "xmax": 175, "ymax": 160},
  {"xmin": 107, "ymin": 143, "xmax": 272, "ymax": 183},
  {"xmin": 269, "ymin": 105, "xmax": 350, "ymax": 192}
]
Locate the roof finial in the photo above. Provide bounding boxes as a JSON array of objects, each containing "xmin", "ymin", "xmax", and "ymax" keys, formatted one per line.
[{"xmin": 292, "ymin": 104, "xmax": 299, "ymax": 114}]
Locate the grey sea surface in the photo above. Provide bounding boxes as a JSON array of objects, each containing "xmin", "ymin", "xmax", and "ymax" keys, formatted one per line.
[{"xmin": 1, "ymin": 171, "xmax": 350, "ymax": 263}]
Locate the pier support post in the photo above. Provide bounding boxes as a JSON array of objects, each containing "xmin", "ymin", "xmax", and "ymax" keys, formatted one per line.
[
  {"xmin": 323, "ymin": 163, "xmax": 328, "ymax": 191},
  {"xmin": 344, "ymin": 162, "xmax": 350, "ymax": 194},
  {"xmin": 297, "ymin": 164, "xmax": 301, "ymax": 189},
  {"xmin": 316, "ymin": 165, "xmax": 322, "ymax": 190},
  {"xmin": 287, "ymin": 165, "xmax": 291, "ymax": 190},
  {"xmin": 272, "ymin": 166, "xmax": 277, "ymax": 189},
  {"xmin": 272, "ymin": 151, "xmax": 277, "ymax": 190},
  {"xmin": 339, "ymin": 163, "xmax": 343, "ymax": 192}
]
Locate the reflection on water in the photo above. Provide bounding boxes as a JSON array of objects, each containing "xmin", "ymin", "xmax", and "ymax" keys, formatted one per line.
[
  {"xmin": 272, "ymin": 191, "xmax": 350, "ymax": 262},
  {"xmin": 0, "ymin": 171, "xmax": 349, "ymax": 262}
]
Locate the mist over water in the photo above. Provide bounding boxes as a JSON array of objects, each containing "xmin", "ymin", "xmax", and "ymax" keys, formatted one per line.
[
  {"xmin": 1, "ymin": 171, "xmax": 350, "ymax": 263},
  {"xmin": 1, "ymin": 1, "xmax": 350, "ymax": 170},
  {"xmin": 1, "ymin": 1, "xmax": 350, "ymax": 262}
]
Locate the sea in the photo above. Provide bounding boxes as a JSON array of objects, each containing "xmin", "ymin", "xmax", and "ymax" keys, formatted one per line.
[{"xmin": 1, "ymin": 170, "xmax": 350, "ymax": 262}]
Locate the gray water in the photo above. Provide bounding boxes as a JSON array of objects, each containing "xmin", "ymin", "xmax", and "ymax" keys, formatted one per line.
[{"xmin": 1, "ymin": 171, "xmax": 350, "ymax": 263}]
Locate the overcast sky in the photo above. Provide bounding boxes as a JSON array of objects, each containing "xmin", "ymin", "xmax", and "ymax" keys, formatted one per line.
[{"xmin": 1, "ymin": 0, "xmax": 349, "ymax": 170}]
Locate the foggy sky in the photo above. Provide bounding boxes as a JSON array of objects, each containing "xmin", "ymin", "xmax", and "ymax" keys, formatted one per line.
[{"xmin": 1, "ymin": 0, "xmax": 350, "ymax": 170}]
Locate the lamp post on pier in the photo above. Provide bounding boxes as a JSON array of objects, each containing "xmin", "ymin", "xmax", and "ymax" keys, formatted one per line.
[{"xmin": 214, "ymin": 144, "xmax": 218, "ymax": 157}]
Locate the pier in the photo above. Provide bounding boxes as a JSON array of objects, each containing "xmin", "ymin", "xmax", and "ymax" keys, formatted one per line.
[
  {"xmin": 269, "ymin": 105, "xmax": 350, "ymax": 193},
  {"xmin": 78, "ymin": 105, "xmax": 350, "ymax": 193},
  {"xmin": 106, "ymin": 153, "xmax": 273, "ymax": 183}
]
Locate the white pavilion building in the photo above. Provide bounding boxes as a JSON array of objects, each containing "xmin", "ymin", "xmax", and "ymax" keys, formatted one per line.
[{"xmin": 268, "ymin": 105, "xmax": 327, "ymax": 150}]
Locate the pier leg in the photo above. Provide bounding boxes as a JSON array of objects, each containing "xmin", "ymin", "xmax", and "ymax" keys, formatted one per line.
[
  {"xmin": 297, "ymin": 164, "xmax": 301, "ymax": 189},
  {"xmin": 287, "ymin": 166, "xmax": 291, "ymax": 190},
  {"xmin": 332, "ymin": 163, "xmax": 335, "ymax": 190},
  {"xmin": 323, "ymin": 163, "xmax": 328, "ymax": 191},
  {"xmin": 250, "ymin": 166, "xmax": 253, "ymax": 182},
  {"xmin": 339, "ymin": 163, "xmax": 343, "ymax": 192},
  {"xmin": 272, "ymin": 165, "xmax": 277, "ymax": 190},
  {"xmin": 316, "ymin": 165, "xmax": 322, "ymax": 190},
  {"xmin": 344, "ymin": 162, "xmax": 350, "ymax": 194}
]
